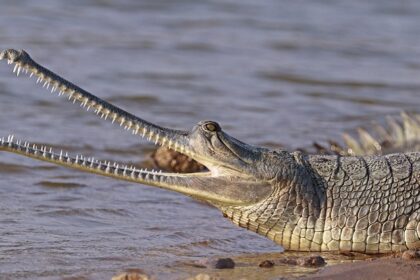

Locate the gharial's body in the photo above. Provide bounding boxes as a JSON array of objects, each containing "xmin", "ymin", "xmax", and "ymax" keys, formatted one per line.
[
  {"xmin": 223, "ymin": 152, "xmax": 420, "ymax": 253},
  {"xmin": 0, "ymin": 49, "xmax": 419, "ymax": 254}
]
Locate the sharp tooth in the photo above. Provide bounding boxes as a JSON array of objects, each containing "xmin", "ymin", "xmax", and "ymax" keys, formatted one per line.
[
  {"xmin": 16, "ymin": 66, "xmax": 21, "ymax": 76},
  {"xmin": 95, "ymin": 105, "xmax": 103, "ymax": 113},
  {"xmin": 30, "ymin": 72, "xmax": 34, "ymax": 78},
  {"xmin": 13, "ymin": 64, "xmax": 18, "ymax": 73},
  {"xmin": 149, "ymin": 131, "xmax": 154, "ymax": 139}
]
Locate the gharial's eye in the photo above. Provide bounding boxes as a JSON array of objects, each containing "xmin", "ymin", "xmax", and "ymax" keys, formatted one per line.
[{"xmin": 203, "ymin": 122, "xmax": 220, "ymax": 132}]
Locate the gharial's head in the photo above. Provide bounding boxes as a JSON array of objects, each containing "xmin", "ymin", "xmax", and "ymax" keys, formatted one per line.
[
  {"xmin": 139, "ymin": 118, "xmax": 282, "ymax": 206},
  {"xmin": 0, "ymin": 49, "xmax": 299, "ymax": 208}
]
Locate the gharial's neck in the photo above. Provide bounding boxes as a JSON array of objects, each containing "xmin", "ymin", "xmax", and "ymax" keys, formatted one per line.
[{"xmin": 220, "ymin": 153, "xmax": 328, "ymax": 251}]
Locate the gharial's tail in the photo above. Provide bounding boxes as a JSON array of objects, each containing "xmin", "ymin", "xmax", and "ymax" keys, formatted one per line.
[{"xmin": 313, "ymin": 112, "xmax": 420, "ymax": 156}]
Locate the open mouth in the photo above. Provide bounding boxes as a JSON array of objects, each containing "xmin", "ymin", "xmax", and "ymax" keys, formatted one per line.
[
  {"xmin": 0, "ymin": 49, "xmax": 213, "ymax": 187},
  {"xmin": 0, "ymin": 49, "xmax": 275, "ymax": 206}
]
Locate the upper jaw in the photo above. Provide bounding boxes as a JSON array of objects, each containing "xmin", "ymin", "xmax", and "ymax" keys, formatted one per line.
[
  {"xmin": 0, "ymin": 49, "xmax": 193, "ymax": 155},
  {"xmin": 0, "ymin": 49, "xmax": 253, "ymax": 177}
]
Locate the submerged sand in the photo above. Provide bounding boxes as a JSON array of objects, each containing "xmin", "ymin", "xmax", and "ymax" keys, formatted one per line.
[{"xmin": 300, "ymin": 257, "xmax": 420, "ymax": 280}]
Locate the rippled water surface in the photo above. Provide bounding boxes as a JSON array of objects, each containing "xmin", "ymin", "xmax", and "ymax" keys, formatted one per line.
[{"xmin": 1, "ymin": 1, "xmax": 420, "ymax": 279}]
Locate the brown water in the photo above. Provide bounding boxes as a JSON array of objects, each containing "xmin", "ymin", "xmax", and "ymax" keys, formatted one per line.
[{"xmin": 1, "ymin": 1, "xmax": 420, "ymax": 279}]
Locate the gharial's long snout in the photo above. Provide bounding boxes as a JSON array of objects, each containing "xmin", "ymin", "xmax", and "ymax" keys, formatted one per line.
[
  {"xmin": 0, "ymin": 49, "xmax": 272, "ymax": 206},
  {"xmin": 0, "ymin": 49, "xmax": 190, "ymax": 154}
]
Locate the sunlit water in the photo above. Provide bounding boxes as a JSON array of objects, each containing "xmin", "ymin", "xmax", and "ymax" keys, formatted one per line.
[{"xmin": 1, "ymin": 1, "xmax": 420, "ymax": 279}]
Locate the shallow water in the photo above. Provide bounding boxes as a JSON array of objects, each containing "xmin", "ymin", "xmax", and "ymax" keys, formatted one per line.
[{"xmin": 0, "ymin": 1, "xmax": 420, "ymax": 279}]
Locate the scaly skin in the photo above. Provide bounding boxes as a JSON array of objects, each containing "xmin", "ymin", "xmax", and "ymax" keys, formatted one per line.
[
  {"xmin": 222, "ymin": 152, "xmax": 420, "ymax": 253},
  {"xmin": 0, "ymin": 49, "xmax": 419, "ymax": 253}
]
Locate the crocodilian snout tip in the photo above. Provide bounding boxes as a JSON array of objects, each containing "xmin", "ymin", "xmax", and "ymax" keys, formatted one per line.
[{"xmin": 0, "ymin": 49, "xmax": 17, "ymax": 61}]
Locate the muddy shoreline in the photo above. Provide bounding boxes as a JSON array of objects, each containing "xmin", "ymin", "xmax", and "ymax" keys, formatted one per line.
[{"xmin": 112, "ymin": 250, "xmax": 420, "ymax": 280}]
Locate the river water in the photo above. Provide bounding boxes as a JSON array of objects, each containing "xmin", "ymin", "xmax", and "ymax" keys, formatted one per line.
[{"xmin": 0, "ymin": 1, "xmax": 420, "ymax": 279}]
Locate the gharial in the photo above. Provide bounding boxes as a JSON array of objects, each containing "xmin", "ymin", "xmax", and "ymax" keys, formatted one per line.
[{"xmin": 0, "ymin": 49, "xmax": 419, "ymax": 254}]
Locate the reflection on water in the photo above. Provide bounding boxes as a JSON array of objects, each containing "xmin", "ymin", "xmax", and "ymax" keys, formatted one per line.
[{"xmin": 0, "ymin": 0, "xmax": 420, "ymax": 279}]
